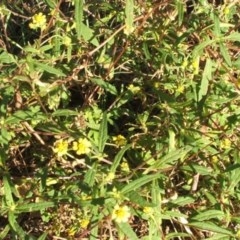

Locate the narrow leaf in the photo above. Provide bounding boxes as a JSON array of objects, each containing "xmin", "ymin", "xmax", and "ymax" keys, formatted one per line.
[
  {"xmin": 121, "ymin": 173, "xmax": 162, "ymax": 194},
  {"xmin": 110, "ymin": 144, "xmax": 131, "ymax": 173},
  {"xmin": 219, "ymin": 42, "xmax": 232, "ymax": 66},
  {"xmin": 91, "ymin": 78, "xmax": 117, "ymax": 95},
  {"xmin": 34, "ymin": 61, "xmax": 65, "ymax": 76},
  {"xmin": 98, "ymin": 112, "xmax": 108, "ymax": 153},
  {"xmin": 15, "ymin": 202, "xmax": 55, "ymax": 213},
  {"xmin": 124, "ymin": 0, "xmax": 134, "ymax": 35},
  {"xmin": 8, "ymin": 211, "xmax": 26, "ymax": 238},
  {"xmin": 117, "ymin": 222, "xmax": 139, "ymax": 240},
  {"xmin": 198, "ymin": 58, "xmax": 212, "ymax": 101},
  {"xmin": 189, "ymin": 221, "xmax": 233, "ymax": 236},
  {"xmin": 74, "ymin": 0, "xmax": 83, "ymax": 39},
  {"xmin": 191, "ymin": 210, "xmax": 225, "ymax": 221},
  {"xmin": 3, "ymin": 175, "xmax": 14, "ymax": 207}
]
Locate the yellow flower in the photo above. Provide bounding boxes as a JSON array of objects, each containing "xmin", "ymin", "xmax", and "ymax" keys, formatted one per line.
[
  {"xmin": 63, "ymin": 35, "xmax": 72, "ymax": 47},
  {"xmin": 104, "ymin": 172, "xmax": 115, "ymax": 184},
  {"xmin": 73, "ymin": 138, "xmax": 91, "ymax": 155},
  {"xmin": 143, "ymin": 207, "xmax": 154, "ymax": 215},
  {"xmin": 120, "ymin": 160, "xmax": 130, "ymax": 173},
  {"xmin": 112, "ymin": 204, "xmax": 131, "ymax": 223},
  {"xmin": 53, "ymin": 139, "xmax": 68, "ymax": 157},
  {"xmin": 113, "ymin": 135, "xmax": 127, "ymax": 147},
  {"xmin": 191, "ymin": 56, "xmax": 200, "ymax": 75},
  {"xmin": 29, "ymin": 12, "xmax": 47, "ymax": 30},
  {"xmin": 80, "ymin": 218, "xmax": 89, "ymax": 229},
  {"xmin": 128, "ymin": 84, "xmax": 141, "ymax": 94},
  {"xmin": 220, "ymin": 138, "xmax": 231, "ymax": 149}
]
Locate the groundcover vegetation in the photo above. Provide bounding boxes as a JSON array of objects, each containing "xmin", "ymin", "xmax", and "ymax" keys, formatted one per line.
[{"xmin": 0, "ymin": 0, "xmax": 240, "ymax": 239}]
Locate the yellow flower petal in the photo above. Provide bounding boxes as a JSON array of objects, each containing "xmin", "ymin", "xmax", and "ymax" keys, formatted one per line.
[
  {"xmin": 112, "ymin": 204, "xmax": 131, "ymax": 223},
  {"xmin": 73, "ymin": 138, "xmax": 91, "ymax": 155}
]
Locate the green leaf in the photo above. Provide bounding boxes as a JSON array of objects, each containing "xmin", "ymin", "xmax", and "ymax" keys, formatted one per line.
[
  {"xmin": 34, "ymin": 61, "xmax": 66, "ymax": 76},
  {"xmin": 74, "ymin": 0, "xmax": 84, "ymax": 39},
  {"xmin": 91, "ymin": 78, "xmax": 117, "ymax": 95},
  {"xmin": 8, "ymin": 211, "xmax": 26, "ymax": 238},
  {"xmin": 191, "ymin": 210, "xmax": 225, "ymax": 221},
  {"xmin": 15, "ymin": 202, "xmax": 55, "ymax": 213},
  {"xmin": 166, "ymin": 232, "xmax": 192, "ymax": 239},
  {"xmin": 192, "ymin": 39, "xmax": 215, "ymax": 58},
  {"xmin": 124, "ymin": 0, "xmax": 134, "ymax": 35},
  {"xmin": 0, "ymin": 51, "xmax": 16, "ymax": 64},
  {"xmin": 189, "ymin": 221, "xmax": 233, "ymax": 236},
  {"xmin": 52, "ymin": 109, "xmax": 79, "ymax": 117},
  {"xmin": 84, "ymin": 162, "xmax": 97, "ymax": 187},
  {"xmin": 110, "ymin": 144, "xmax": 131, "ymax": 173},
  {"xmin": 0, "ymin": 224, "xmax": 10, "ymax": 239},
  {"xmin": 219, "ymin": 42, "xmax": 232, "ymax": 66},
  {"xmin": 227, "ymin": 166, "xmax": 240, "ymax": 193},
  {"xmin": 198, "ymin": 58, "xmax": 212, "ymax": 101},
  {"xmin": 176, "ymin": 0, "xmax": 184, "ymax": 26},
  {"xmin": 117, "ymin": 222, "xmax": 139, "ymax": 240},
  {"xmin": 81, "ymin": 23, "xmax": 99, "ymax": 46},
  {"xmin": 38, "ymin": 232, "xmax": 48, "ymax": 240},
  {"xmin": 170, "ymin": 196, "xmax": 195, "ymax": 207},
  {"xmin": 145, "ymin": 147, "xmax": 191, "ymax": 174},
  {"xmin": 121, "ymin": 173, "xmax": 162, "ymax": 194},
  {"xmin": 3, "ymin": 175, "xmax": 14, "ymax": 207},
  {"xmin": 224, "ymin": 32, "xmax": 240, "ymax": 42},
  {"xmin": 98, "ymin": 112, "xmax": 108, "ymax": 153}
]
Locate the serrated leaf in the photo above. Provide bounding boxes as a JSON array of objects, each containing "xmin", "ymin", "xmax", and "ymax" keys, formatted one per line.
[
  {"xmin": 52, "ymin": 109, "xmax": 78, "ymax": 117},
  {"xmin": 3, "ymin": 175, "xmax": 14, "ymax": 207},
  {"xmin": 121, "ymin": 173, "xmax": 162, "ymax": 194},
  {"xmin": 8, "ymin": 211, "xmax": 26, "ymax": 238},
  {"xmin": 170, "ymin": 196, "xmax": 195, "ymax": 207},
  {"xmin": 110, "ymin": 144, "xmax": 131, "ymax": 173},
  {"xmin": 145, "ymin": 147, "xmax": 191, "ymax": 174},
  {"xmin": 198, "ymin": 58, "xmax": 212, "ymax": 101},
  {"xmin": 191, "ymin": 210, "xmax": 225, "ymax": 221},
  {"xmin": 117, "ymin": 222, "xmax": 139, "ymax": 240},
  {"xmin": 34, "ymin": 61, "xmax": 66, "ymax": 76},
  {"xmin": 189, "ymin": 221, "xmax": 233, "ymax": 236},
  {"xmin": 98, "ymin": 112, "xmax": 108, "ymax": 153},
  {"xmin": 124, "ymin": 0, "xmax": 134, "ymax": 35},
  {"xmin": 15, "ymin": 202, "xmax": 55, "ymax": 213},
  {"xmin": 74, "ymin": 0, "xmax": 83, "ymax": 39},
  {"xmin": 219, "ymin": 42, "xmax": 232, "ymax": 66},
  {"xmin": 91, "ymin": 78, "xmax": 117, "ymax": 95}
]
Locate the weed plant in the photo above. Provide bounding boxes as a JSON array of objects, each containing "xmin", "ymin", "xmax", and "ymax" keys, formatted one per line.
[{"xmin": 0, "ymin": 0, "xmax": 240, "ymax": 239}]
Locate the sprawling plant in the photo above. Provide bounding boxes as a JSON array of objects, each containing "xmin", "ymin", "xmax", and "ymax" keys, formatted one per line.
[{"xmin": 0, "ymin": 0, "xmax": 240, "ymax": 239}]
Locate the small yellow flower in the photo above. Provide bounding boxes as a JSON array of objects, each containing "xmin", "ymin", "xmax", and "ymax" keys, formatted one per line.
[
  {"xmin": 63, "ymin": 35, "xmax": 72, "ymax": 47},
  {"xmin": 73, "ymin": 138, "xmax": 91, "ymax": 155},
  {"xmin": 112, "ymin": 204, "xmax": 131, "ymax": 223},
  {"xmin": 110, "ymin": 187, "xmax": 122, "ymax": 200},
  {"xmin": 220, "ymin": 138, "xmax": 231, "ymax": 149},
  {"xmin": 211, "ymin": 156, "xmax": 219, "ymax": 164},
  {"xmin": 143, "ymin": 207, "xmax": 154, "ymax": 215},
  {"xmin": 80, "ymin": 218, "xmax": 89, "ymax": 229},
  {"xmin": 53, "ymin": 139, "xmax": 68, "ymax": 157},
  {"xmin": 128, "ymin": 84, "xmax": 141, "ymax": 94},
  {"xmin": 113, "ymin": 135, "xmax": 127, "ymax": 147},
  {"xmin": 176, "ymin": 85, "xmax": 185, "ymax": 94},
  {"xmin": 104, "ymin": 172, "xmax": 115, "ymax": 184},
  {"xmin": 29, "ymin": 13, "xmax": 47, "ymax": 30},
  {"xmin": 191, "ymin": 56, "xmax": 200, "ymax": 75},
  {"xmin": 120, "ymin": 160, "xmax": 130, "ymax": 173}
]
